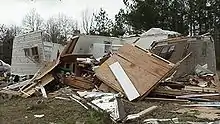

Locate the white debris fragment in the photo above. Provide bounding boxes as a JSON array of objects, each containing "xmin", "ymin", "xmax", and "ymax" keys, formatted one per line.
[{"xmin": 34, "ymin": 114, "xmax": 44, "ymax": 118}]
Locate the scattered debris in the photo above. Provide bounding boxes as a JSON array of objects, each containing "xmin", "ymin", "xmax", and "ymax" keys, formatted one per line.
[
  {"xmin": 176, "ymin": 93, "xmax": 220, "ymax": 99},
  {"xmin": 39, "ymin": 85, "xmax": 47, "ymax": 98},
  {"xmin": 183, "ymin": 102, "xmax": 220, "ymax": 107},
  {"xmin": 144, "ymin": 97, "xmax": 189, "ymax": 102},
  {"xmin": 143, "ymin": 118, "xmax": 179, "ymax": 124},
  {"xmin": 77, "ymin": 91, "xmax": 126, "ymax": 121},
  {"xmin": 69, "ymin": 95, "xmax": 89, "ymax": 110},
  {"xmin": 34, "ymin": 114, "xmax": 45, "ymax": 118},
  {"xmin": 195, "ymin": 64, "xmax": 214, "ymax": 77},
  {"xmin": 126, "ymin": 106, "xmax": 158, "ymax": 121},
  {"xmin": 175, "ymin": 107, "xmax": 220, "ymax": 120},
  {"xmin": 55, "ymin": 96, "xmax": 71, "ymax": 101}
]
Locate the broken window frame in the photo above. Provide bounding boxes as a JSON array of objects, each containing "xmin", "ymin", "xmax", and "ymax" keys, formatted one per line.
[
  {"xmin": 159, "ymin": 45, "xmax": 176, "ymax": 60},
  {"xmin": 23, "ymin": 46, "xmax": 40, "ymax": 62},
  {"xmin": 24, "ymin": 48, "xmax": 30, "ymax": 56},
  {"xmin": 31, "ymin": 47, "xmax": 39, "ymax": 56}
]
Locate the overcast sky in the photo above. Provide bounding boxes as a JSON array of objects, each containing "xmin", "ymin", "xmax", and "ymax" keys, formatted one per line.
[{"xmin": 0, "ymin": 0, "xmax": 125, "ymax": 26}]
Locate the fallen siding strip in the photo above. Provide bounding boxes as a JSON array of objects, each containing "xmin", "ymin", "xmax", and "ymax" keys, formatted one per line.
[{"xmin": 109, "ymin": 62, "xmax": 140, "ymax": 101}]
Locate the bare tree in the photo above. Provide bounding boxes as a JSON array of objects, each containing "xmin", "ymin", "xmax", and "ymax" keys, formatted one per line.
[
  {"xmin": 81, "ymin": 9, "xmax": 93, "ymax": 34},
  {"xmin": 57, "ymin": 13, "xmax": 79, "ymax": 38},
  {"xmin": 0, "ymin": 24, "xmax": 20, "ymax": 64},
  {"xmin": 46, "ymin": 17, "xmax": 60, "ymax": 43},
  {"xmin": 0, "ymin": 25, "xmax": 20, "ymax": 40},
  {"xmin": 46, "ymin": 14, "xmax": 79, "ymax": 43},
  {"xmin": 22, "ymin": 9, "xmax": 44, "ymax": 32},
  {"xmin": 8, "ymin": 25, "xmax": 22, "ymax": 36},
  {"xmin": 0, "ymin": 25, "xmax": 7, "ymax": 40}
]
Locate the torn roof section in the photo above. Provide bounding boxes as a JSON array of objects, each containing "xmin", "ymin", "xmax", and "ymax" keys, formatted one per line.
[
  {"xmin": 140, "ymin": 28, "xmax": 181, "ymax": 37},
  {"xmin": 135, "ymin": 28, "xmax": 181, "ymax": 50}
]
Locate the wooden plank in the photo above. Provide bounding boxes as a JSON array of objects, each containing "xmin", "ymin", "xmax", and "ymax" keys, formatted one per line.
[
  {"xmin": 21, "ymin": 74, "xmax": 54, "ymax": 98},
  {"xmin": 150, "ymin": 86, "xmax": 191, "ymax": 97},
  {"xmin": 176, "ymin": 93, "xmax": 220, "ymax": 99},
  {"xmin": 19, "ymin": 66, "xmax": 42, "ymax": 91},
  {"xmin": 40, "ymin": 85, "xmax": 47, "ymax": 98},
  {"xmin": 144, "ymin": 97, "xmax": 189, "ymax": 102},
  {"xmin": 63, "ymin": 76, "xmax": 94, "ymax": 90},
  {"xmin": 61, "ymin": 36, "xmax": 79, "ymax": 56},
  {"xmin": 20, "ymin": 61, "xmax": 57, "ymax": 92},
  {"xmin": 126, "ymin": 106, "xmax": 158, "ymax": 121},
  {"xmin": 184, "ymin": 86, "xmax": 218, "ymax": 93},
  {"xmin": 183, "ymin": 102, "xmax": 220, "ymax": 107},
  {"xmin": 109, "ymin": 62, "xmax": 140, "ymax": 101},
  {"xmin": 2, "ymin": 79, "xmax": 31, "ymax": 90},
  {"xmin": 215, "ymin": 73, "xmax": 220, "ymax": 94},
  {"xmin": 35, "ymin": 60, "xmax": 59, "ymax": 80}
]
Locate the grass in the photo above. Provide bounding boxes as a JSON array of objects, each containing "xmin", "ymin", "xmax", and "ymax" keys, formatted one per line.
[{"xmin": 86, "ymin": 110, "xmax": 112, "ymax": 124}]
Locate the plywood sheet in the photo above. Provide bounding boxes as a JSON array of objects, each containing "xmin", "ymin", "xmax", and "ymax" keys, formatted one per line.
[
  {"xmin": 95, "ymin": 44, "xmax": 174, "ymax": 99},
  {"xmin": 117, "ymin": 44, "xmax": 172, "ymax": 77}
]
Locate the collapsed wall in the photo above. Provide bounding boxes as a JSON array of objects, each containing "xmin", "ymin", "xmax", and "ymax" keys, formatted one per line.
[{"xmin": 151, "ymin": 36, "xmax": 216, "ymax": 79}]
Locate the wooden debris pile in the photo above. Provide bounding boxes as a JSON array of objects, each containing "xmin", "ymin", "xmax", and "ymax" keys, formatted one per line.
[{"xmin": 0, "ymin": 35, "xmax": 219, "ymax": 123}]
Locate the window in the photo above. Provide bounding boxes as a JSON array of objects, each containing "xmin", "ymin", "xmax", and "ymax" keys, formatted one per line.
[
  {"xmin": 161, "ymin": 46, "xmax": 170, "ymax": 54},
  {"xmin": 23, "ymin": 47, "xmax": 40, "ymax": 62},
  {"xmin": 31, "ymin": 47, "xmax": 38, "ymax": 56},
  {"xmin": 159, "ymin": 45, "xmax": 175, "ymax": 60}
]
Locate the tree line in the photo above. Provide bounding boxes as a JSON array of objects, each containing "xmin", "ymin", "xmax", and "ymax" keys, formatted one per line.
[
  {"xmin": 123, "ymin": 0, "xmax": 220, "ymax": 36},
  {"xmin": 0, "ymin": 8, "xmax": 128, "ymax": 44},
  {"xmin": 1, "ymin": 0, "xmax": 220, "ymax": 41},
  {"xmin": 0, "ymin": 0, "xmax": 219, "ymax": 67}
]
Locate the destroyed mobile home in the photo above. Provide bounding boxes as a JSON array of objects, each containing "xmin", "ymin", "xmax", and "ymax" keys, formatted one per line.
[{"xmin": 0, "ymin": 30, "xmax": 219, "ymax": 123}]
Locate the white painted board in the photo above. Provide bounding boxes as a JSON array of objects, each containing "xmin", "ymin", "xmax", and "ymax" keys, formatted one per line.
[{"xmin": 109, "ymin": 62, "xmax": 140, "ymax": 101}]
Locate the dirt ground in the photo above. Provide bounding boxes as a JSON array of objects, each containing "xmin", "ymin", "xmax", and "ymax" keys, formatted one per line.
[
  {"xmin": 125, "ymin": 100, "xmax": 219, "ymax": 124},
  {"xmin": 0, "ymin": 96, "xmax": 112, "ymax": 124},
  {"xmin": 1, "ymin": 95, "xmax": 219, "ymax": 124}
]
